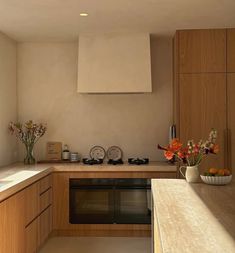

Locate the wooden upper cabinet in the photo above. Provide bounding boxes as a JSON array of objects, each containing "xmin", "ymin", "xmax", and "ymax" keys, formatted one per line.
[
  {"xmin": 227, "ymin": 29, "xmax": 235, "ymax": 72},
  {"xmin": 227, "ymin": 74, "xmax": 235, "ymax": 172},
  {"xmin": 178, "ymin": 29, "xmax": 226, "ymax": 73},
  {"xmin": 179, "ymin": 73, "xmax": 227, "ymax": 170}
]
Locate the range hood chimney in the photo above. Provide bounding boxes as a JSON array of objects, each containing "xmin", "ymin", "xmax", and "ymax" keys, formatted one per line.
[{"xmin": 77, "ymin": 33, "xmax": 152, "ymax": 94}]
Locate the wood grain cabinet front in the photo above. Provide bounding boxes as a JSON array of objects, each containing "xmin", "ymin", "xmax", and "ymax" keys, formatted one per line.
[
  {"xmin": 25, "ymin": 218, "xmax": 39, "ymax": 253},
  {"xmin": 178, "ymin": 29, "xmax": 226, "ymax": 73},
  {"xmin": 24, "ymin": 175, "xmax": 52, "ymax": 253},
  {"xmin": 227, "ymin": 29, "xmax": 235, "ymax": 72},
  {"xmin": 38, "ymin": 206, "xmax": 52, "ymax": 247},
  {"xmin": 227, "ymin": 73, "xmax": 235, "ymax": 171},
  {"xmin": 0, "ymin": 191, "xmax": 25, "ymax": 253}
]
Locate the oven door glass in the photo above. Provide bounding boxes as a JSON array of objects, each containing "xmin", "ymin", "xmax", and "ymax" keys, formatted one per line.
[
  {"xmin": 115, "ymin": 188, "xmax": 151, "ymax": 224},
  {"xmin": 70, "ymin": 188, "xmax": 115, "ymax": 224}
]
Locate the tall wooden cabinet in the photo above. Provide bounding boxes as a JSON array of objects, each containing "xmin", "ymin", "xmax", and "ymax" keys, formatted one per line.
[{"xmin": 174, "ymin": 28, "xmax": 235, "ymax": 171}]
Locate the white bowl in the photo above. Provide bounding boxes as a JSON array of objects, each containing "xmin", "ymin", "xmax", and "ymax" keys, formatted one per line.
[{"xmin": 200, "ymin": 175, "xmax": 232, "ymax": 185}]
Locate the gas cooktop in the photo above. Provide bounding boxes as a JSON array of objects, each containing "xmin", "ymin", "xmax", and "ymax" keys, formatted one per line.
[{"xmin": 128, "ymin": 158, "xmax": 149, "ymax": 165}]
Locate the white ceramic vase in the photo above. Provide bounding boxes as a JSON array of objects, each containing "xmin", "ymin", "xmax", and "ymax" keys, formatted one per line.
[{"xmin": 180, "ymin": 165, "xmax": 199, "ymax": 183}]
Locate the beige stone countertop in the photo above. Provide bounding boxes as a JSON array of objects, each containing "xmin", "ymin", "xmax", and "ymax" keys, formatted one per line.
[
  {"xmin": 0, "ymin": 161, "xmax": 176, "ymax": 202},
  {"xmin": 152, "ymin": 179, "xmax": 235, "ymax": 253},
  {"xmin": 0, "ymin": 163, "xmax": 53, "ymax": 202}
]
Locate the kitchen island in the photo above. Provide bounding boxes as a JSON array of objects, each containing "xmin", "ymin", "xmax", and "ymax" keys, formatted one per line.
[{"xmin": 152, "ymin": 179, "xmax": 235, "ymax": 253}]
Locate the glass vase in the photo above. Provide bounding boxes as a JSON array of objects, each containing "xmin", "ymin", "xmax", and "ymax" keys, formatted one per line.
[{"xmin": 24, "ymin": 143, "xmax": 36, "ymax": 164}]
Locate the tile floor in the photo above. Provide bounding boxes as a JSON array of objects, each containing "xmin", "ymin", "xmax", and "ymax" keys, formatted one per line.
[{"xmin": 39, "ymin": 237, "xmax": 151, "ymax": 253}]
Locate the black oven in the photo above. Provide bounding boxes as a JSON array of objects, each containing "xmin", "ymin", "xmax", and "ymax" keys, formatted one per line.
[{"xmin": 69, "ymin": 178, "xmax": 151, "ymax": 224}]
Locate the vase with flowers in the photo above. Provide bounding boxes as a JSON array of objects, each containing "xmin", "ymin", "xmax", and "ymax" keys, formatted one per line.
[
  {"xmin": 158, "ymin": 129, "xmax": 219, "ymax": 183},
  {"xmin": 9, "ymin": 120, "xmax": 46, "ymax": 164}
]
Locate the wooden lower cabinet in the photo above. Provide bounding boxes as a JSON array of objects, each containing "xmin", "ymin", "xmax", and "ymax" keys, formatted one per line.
[
  {"xmin": 38, "ymin": 206, "xmax": 52, "ymax": 247},
  {"xmin": 25, "ymin": 218, "xmax": 39, "ymax": 253},
  {"xmin": 25, "ymin": 206, "xmax": 52, "ymax": 253},
  {"xmin": 0, "ymin": 191, "xmax": 25, "ymax": 253}
]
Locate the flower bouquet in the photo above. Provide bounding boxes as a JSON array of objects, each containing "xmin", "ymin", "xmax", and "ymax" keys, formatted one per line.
[
  {"xmin": 158, "ymin": 129, "xmax": 219, "ymax": 182},
  {"xmin": 158, "ymin": 129, "xmax": 219, "ymax": 166},
  {"xmin": 9, "ymin": 120, "xmax": 47, "ymax": 164}
]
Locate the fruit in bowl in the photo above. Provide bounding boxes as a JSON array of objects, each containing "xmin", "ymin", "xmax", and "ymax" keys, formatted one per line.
[{"xmin": 201, "ymin": 168, "xmax": 232, "ymax": 185}]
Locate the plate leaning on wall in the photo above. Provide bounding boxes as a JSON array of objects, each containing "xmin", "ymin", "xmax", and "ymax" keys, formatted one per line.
[{"xmin": 200, "ymin": 175, "xmax": 232, "ymax": 185}]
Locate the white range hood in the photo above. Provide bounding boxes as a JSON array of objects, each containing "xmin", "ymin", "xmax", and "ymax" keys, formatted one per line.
[{"xmin": 77, "ymin": 33, "xmax": 152, "ymax": 94}]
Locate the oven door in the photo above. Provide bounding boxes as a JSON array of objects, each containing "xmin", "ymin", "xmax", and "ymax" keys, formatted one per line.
[
  {"xmin": 69, "ymin": 179, "xmax": 115, "ymax": 224},
  {"xmin": 114, "ymin": 179, "xmax": 151, "ymax": 224}
]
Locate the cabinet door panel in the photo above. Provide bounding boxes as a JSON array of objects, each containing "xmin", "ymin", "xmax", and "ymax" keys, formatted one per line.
[
  {"xmin": 25, "ymin": 218, "xmax": 38, "ymax": 253},
  {"xmin": 227, "ymin": 74, "xmax": 235, "ymax": 172},
  {"xmin": 38, "ymin": 206, "xmax": 52, "ymax": 247},
  {"xmin": 179, "ymin": 74, "xmax": 227, "ymax": 170},
  {"xmin": 179, "ymin": 29, "xmax": 226, "ymax": 73},
  {"xmin": 227, "ymin": 29, "xmax": 235, "ymax": 72},
  {"xmin": 0, "ymin": 191, "xmax": 25, "ymax": 253}
]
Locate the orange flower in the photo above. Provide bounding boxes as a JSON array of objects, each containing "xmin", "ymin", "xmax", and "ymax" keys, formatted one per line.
[
  {"xmin": 212, "ymin": 144, "xmax": 219, "ymax": 154},
  {"xmin": 164, "ymin": 150, "xmax": 174, "ymax": 160},
  {"xmin": 177, "ymin": 150, "xmax": 185, "ymax": 159},
  {"xmin": 170, "ymin": 138, "xmax": 183, "ymax": 152}
]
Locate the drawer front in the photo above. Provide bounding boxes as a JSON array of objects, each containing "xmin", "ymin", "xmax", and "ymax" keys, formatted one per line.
[
  {"xmin": 25, "ymin": 182, "xmax": 40, "ymax": 226},
  {"xmin": 40, "ymin": 188, "xmax": 52, "ymax": 212},
  {"xmin": 40, "ymin": 175, "xmax": 52, "ymax": 194},
  {"xmin": 25, "ymin": 217, "xmax": 39, "ymax": 253},
  {"xmin": 38, "ymin": 206, "xmax": 52, "ymax": 247}
]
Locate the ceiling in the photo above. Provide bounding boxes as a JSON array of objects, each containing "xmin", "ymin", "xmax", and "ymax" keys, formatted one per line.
[{"xmin": 0, "ymin": 0, "xmax": 235, "ymax": 41}]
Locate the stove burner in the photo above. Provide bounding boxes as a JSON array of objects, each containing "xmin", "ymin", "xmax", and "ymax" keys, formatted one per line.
[
  {"xmin": 82, "ymin": 158, "xmax": 103, "ymax": 165},
  {"xmin": 128, "ymin": 158, "xmax": 149, "ymax": 165},
  {"xmin": 108, "ymin": 159, "xmax": 124, "ymax": 165}
]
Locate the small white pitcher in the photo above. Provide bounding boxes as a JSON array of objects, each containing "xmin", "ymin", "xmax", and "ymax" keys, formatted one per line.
[{"xmin": 180, "ymin": 165, "xmax": 199, "ymax": 183}]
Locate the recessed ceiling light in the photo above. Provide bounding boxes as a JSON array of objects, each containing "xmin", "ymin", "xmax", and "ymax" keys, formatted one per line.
[{"xmin": 80, "ymin": 13, "xmax": 88, "ymax": 17}]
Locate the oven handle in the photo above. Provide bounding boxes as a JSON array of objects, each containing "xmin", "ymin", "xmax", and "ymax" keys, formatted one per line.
[
  {"xmin": 115, "ymin": 186, "xmax": 151, "ymax": 190},
  {"xmin": 70, "ymin": 186, "xmax": 114, "ymax": 190}
]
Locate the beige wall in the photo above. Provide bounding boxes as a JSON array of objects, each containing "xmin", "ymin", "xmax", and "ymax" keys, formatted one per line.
[
  {"xmin": 17, "ymin": 37, "xmax": 173, "ymax": 161},
  {"xmin": 0, "ymin": 32, "xmax": 18, "ymax": 166}
]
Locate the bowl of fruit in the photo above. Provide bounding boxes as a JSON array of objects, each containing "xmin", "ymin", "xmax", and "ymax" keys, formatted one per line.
[{"xmin": 200, "ymin": 168, "xmax": 232, "ymax": 185}]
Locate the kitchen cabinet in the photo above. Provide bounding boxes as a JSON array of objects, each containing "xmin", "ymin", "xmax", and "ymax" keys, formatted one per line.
[
  {"xmin": 25, "ymin": 181, "xmax": 40, "ymax": 226},
  {"xmin": 174, "ymin": 29, "xmax": 229, "ymax": 172},
  {"xmin": 227, "ymin": 29, "xmax": 235, "ymax": 72},
  {"xmin": 0, "ymin": 191, "xmax": 25, "ymax": 253},
  {"xmin": 227, "ymin": 74, "xmax": 235, "ymax": 171},
  {"xmin": 25, "ymin": 175, "xmax": 52, "ymax": 253},
  {"xmin": 178, "ymin": 29, "xmax": 226, "ymax": 73},
  {"xmin": 179, "ymin": 73, "xmax": 227, "ymax": 169},
  {"xmin": 0, "ymin": 174, "xmax": 52, "ymax": 253},
  {"xmin": 25, "ymin": 218, "xmax": 39, "ymax": 253},
  {"xmin": 39, "ymin": 206, "xmax": 52, "ymax": 247}
]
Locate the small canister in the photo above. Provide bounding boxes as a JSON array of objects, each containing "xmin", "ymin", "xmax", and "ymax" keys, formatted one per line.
[{"xmin": 70, "ymin": 152, "xmax": 79, "ymax": 162}]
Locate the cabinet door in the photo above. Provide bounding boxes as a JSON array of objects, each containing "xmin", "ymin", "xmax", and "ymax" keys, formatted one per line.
[
  {"xmin": 25, "ymin": 218, "xmax": 38, "ymax": 253},
  {"xmin": 179, "ymin": 73, "xmax": 227, "ymax": 170},
  {"xmin": 38, "ymin": 206, "xmax": 52, "ymax": 247},
  {"xmin": 0, "ymin": 191, "xmax": 25, "ymax": 253},
  {"xmin": 178, "ymin": 29, "xmax": 226, "ymax": 73},
  {"xmin": 25, "ymin": 182, "xmax": 40, "ymax": 226},
  {"xmin": 227, "ymin": 74, "xmax": 235, "ymax": 172},
  {"xmin": 227, "ymin": 29, "xmax": 235, "ymax": 73}
]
